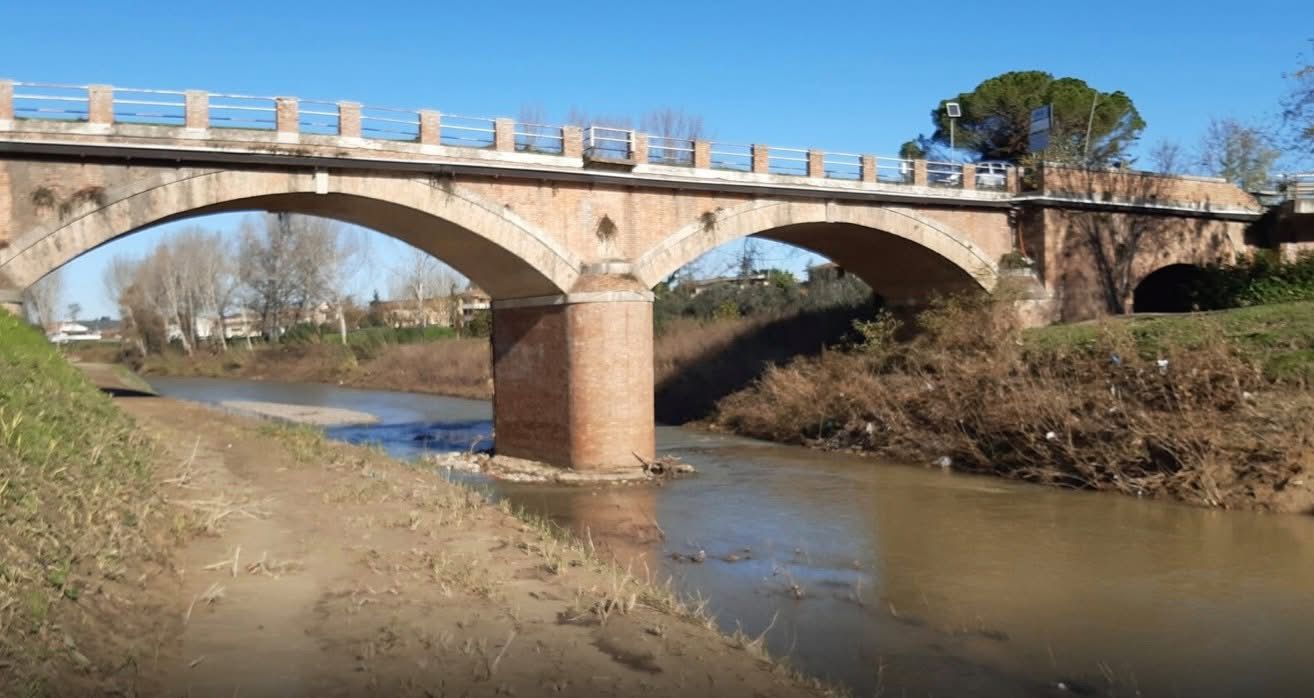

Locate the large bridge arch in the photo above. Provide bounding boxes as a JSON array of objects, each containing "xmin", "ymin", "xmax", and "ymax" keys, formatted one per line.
[
  {"xmin": 631, "ymin": 200, "xmax": 1001, "ymax": 303},
  {"xmin": 0, "ymin": 169, "xmax": 582, "ymax": 299}
]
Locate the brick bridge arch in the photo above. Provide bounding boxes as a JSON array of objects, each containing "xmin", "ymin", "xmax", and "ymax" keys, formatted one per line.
[
  {"xmin": 632, "ymin": 200, "xmax": 1001, "ymax": 301},
  {"xmin": 0, "ymin": 169, "xmax": 583, "ymax": 298}
]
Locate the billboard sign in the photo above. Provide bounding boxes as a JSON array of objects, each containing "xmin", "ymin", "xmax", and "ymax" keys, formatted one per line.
[{"xmin": 1029, "ymin": 104, "xmax": 1052, "ymax": 153}]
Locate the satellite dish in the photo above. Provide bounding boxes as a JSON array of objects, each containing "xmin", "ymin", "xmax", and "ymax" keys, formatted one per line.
[{"xmin": 945, "ymin": 102, "xmax": 962, "ymax": 118}]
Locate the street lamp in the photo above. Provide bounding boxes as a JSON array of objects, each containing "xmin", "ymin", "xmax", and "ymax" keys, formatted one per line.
[{"xmin": 945, "ymin": 102, "xmax": 961, "ymax": 150}]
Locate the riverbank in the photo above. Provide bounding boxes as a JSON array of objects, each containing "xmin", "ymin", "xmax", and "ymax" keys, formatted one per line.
[
  {"xmin": 0, "ymin": 311, "xmax": 834, "ymax": 697},
  {"xmin": 129, "ymin": 308, "xmax": 866, "ymax": 423},
  {"xmin": 714, "ymin": 299, "xmax": 1314, "ymax": 514}
]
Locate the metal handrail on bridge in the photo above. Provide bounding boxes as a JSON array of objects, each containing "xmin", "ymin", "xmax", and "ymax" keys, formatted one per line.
[
  {"xmin": 1, "ymin": 80, "xmax": 1019, "ymax": 192},
  {"xmin": 1287, "ymin": 174, "xmax": 1314, "ymax": 201}
]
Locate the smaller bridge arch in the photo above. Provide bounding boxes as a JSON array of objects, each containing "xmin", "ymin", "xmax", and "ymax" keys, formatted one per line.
[
  {"xmin": 631, "ymin": 200, "xmax": 1001, "ymax": 304},
  {"xmin": 0, "ymin": 169, "xmax": 583, "ymax": 299}
]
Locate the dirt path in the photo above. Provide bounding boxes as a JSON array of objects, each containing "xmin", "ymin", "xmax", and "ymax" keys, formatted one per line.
[{"xmin": 120, "ymin": 396, "xmax": 827, "ymax": 697}]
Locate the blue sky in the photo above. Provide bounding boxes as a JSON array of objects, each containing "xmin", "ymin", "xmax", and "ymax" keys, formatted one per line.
[{"xmin": 3, "ymin": 0, "xmax": 1309, "ymax": 318}]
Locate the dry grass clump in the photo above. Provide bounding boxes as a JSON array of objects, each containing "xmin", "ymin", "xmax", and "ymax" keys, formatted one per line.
[
  {"xmin": 355, "ymin": 340, "xmax": 491, "ymax": 399},
  {"xmin": 715, "ymin": 295, "xmax": 1314, "ymax": 512},
  {"xmin": 0, "ymin": 311, "xmax": 171, "ymax": 694},
  {"xmin": 654, "ymin": 307, "xmax": 867, "ymax": 424}
]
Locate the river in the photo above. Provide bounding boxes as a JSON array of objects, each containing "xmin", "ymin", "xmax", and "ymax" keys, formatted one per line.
[{"xmin": 148, "ymin": 376, "xmax": 1314, "ymax": 697}]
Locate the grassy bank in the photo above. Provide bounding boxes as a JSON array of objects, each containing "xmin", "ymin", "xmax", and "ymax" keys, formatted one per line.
[
  {"xmin": 714, "ymin": 299, "xmax": 1314, "ymax": 513},
  {"xmin": 0, "ymin": 311, "xmax": 173, "ymax": 694},
  {"xmin": 3, "ymin": 311, "xmax": 839, "ymax": 695}
]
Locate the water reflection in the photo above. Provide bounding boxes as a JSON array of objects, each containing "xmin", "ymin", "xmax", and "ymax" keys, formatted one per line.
[{"xmin": 148, "ymin": 377, "xmax": 1314, "ymax": 697}]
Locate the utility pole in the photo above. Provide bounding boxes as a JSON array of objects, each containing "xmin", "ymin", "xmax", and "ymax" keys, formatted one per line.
[
  {"xmin": 945, "ymin": 102, "xmax": 962, "ymax": 151},
  {"xmin": 1083, "ymin": 93, "xmax": 1100, "ymax": 164}
]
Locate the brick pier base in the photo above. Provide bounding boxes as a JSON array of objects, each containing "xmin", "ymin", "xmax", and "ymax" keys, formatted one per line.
[
  {"xmin": 491, "ymin": 291, "xmax": 655, "ymax": 472},
  {"xmin": 0, "ymin": 288, "xmax": 23, "ymax": 319}
]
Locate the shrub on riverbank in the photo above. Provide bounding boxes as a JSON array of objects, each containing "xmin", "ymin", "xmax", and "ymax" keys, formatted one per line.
[
  {"xmin": 714, "ymin": 298, "xmax": 1314, "ymax": 512},
  {"xmin": 0, "ymin": 310, "xmax": 171, "ymax": 693},
  {"xmin": 1191, "ymin": 252, "xmax": 1314, "ymax": 309}
]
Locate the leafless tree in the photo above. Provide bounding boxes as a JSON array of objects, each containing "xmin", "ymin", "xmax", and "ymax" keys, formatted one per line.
[
  {"xmin": 237, "ymin": 213, "xmax": 344, "ymax": 338},
  {"xmin": 1149, "ymin": 139, "xmax": 1188, "ymax": 175},
  {"xmin": 517, "ymin": 103, "xmax": 552, "ymax": 153},
  {"xmin": 103, "ymin": 254, "xmax": 147, "ymax": 355},
  {"xmin": 565, "ymin": 108, "xmax": 632, "ymax": 130},
  {"xmin": 1280, "ymin": 40, "xmax": 1314, "ymax": 159},
  {"xmin": 317, "ymin": 225, "xmax": 371, "ymax": 343},
  {"xmin": 184, "ymin": 230, "xmax": 239, "ymax": 350},
  {"xmin": 23, "ymin": 269, "xmax": 63, "ymax": 329},
  {"xmin": 640, "ymin": 107, "xmax": 704, "ymax": 141},
  {"xmin": 133, "ymin": 242, "xmax": 192, "ymax": 354},
  {"xmin": 390, "ymin": 247, "xmax": 460, "ymax": 327},
  {"xmin": 1198, "ymin": 117, "xmax": 1280, "ymax": 190}
]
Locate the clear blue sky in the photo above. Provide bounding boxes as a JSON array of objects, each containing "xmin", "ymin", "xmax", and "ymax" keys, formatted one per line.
[{"xmin": 3, "ymin": 0, "xmax": 1308, "ymax": 319}]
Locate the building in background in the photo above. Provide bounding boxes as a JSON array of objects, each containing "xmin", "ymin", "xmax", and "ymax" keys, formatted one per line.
[{"xmin": 47, "ymin": 321, "xmax": 102, "ymax": 344}]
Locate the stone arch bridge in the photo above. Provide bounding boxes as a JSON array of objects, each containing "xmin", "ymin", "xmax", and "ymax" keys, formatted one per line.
[{"xmin": 0, "ymin": 81, "xmax": 1280, "ymax": 473}]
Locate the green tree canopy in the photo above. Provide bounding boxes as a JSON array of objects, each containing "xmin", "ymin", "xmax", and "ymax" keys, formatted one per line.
[{"xmin": 911, "ymin": 71, "xmax": 1145, "ymax": 165}]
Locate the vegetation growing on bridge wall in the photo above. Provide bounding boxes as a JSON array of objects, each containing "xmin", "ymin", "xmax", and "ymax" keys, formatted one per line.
[
  {"xmin": 714, "ymin": 297, "xmax": 1314, "ymax": 513},
  {"xmin": 1187, "ymin": 252, "xmax": 1314, "ymax": 309}
]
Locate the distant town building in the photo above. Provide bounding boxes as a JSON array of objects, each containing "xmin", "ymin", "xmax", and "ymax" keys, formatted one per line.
[
  {"xmin": 47, "ymin": 322, "xmax": 102, "ymax": 344},
  {"xmin": 457, "ymin": 286, "xmax": 491, "ymax": 322},
  {"xmin": 369, "ymin": 285, "xmax": 491, "ymax": 328},
  {"xmin": 805, "ymin": 262, "xmax": 847, "ymax": 285},
  {"xmin": 678, "ymin": 272, "xmax": 770, "ymax": 296},
  {"xmin": 167, "ymin": 309, "xmax": 260, "ymax": 342}
]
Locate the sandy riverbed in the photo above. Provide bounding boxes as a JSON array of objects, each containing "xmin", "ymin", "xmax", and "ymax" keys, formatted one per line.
[{"xmin": 218, "ymin": 399, "xmax": 379, "ymax": 426}]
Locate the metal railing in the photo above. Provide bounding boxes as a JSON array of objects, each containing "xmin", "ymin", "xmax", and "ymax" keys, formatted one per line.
[
  {"xmin": 926, "ymin": 161, "xmax": 964, "ymax": 188},
  {"xmin": 975, "ymin": 165, "xmax": 1009, "ymax": 190},
  {"xmin": 1287, "ymin": 174, "xmax": 1314, "ymax": 200},
  {"xmin": 361, "ymin": 105, "xmax": 421, "ymax": 142},
  {"xmin": 768, "ymin": 146, "xmax": 809, "ymax": 176},
  {"xmin": 709, "ymin": 142, "xmax": 752, "ymax": 172},
  {"xmin": 822, "ymin": 152, "xmax": 862, "ymax": 181},
  {"xmin": 514, "ymin": 122, "xmax": 564, "ymax": 155},
  {"xmin": 113, "ymin": 87, "xmax": 186, "ymax": 124},
  {"xmin": 648, "ymin": 135, "xmax": 694, "ymax": 166},
  {"xmin": 298, "ymin": 99, "xmax": 340, "ymax": 136},
  {"xmin": 873, "ymin": 157, "xmax": 914, "ymax": 184},
  {"xmin": 11, "ymin": 81, "xmax": 90, "ymax": 121},
  {"xmin": 440, "ymin": 114, "xmax": 493, "ymax": 148},
  {"xmin": 583, "ymin": 126, "xmax": 631, "ymax": 160},
  {"xmin": 208, "ymin": 92, "xmax": 277, "ymax": 130},
  {"xmin": 1, "ymin": 79, "xmax": 1024, "ymax": 193}
]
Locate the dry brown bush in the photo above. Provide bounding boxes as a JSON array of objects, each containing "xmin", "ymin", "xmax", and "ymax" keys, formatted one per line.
[
  {"xmin": 356, "ymin": 340, "xmax": 492, "ymax": 399},
  {"xmin": 716, "ymin": 296, "xmax": 1314, "ymax": 513}
]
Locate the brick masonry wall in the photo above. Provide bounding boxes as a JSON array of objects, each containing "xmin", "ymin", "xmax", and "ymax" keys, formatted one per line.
[
  {"xmin": 1025, "ymin": 206, "xmax": 1246, "ymax": 320},
  {"xmin": 491, "ymin": 300, "xmax": 655, "ymax": 470},
  {"xmin": 492, "ymin": 304, "xmax": 573, "ymax": 466},
  {"xmin": 1040, "ymin": 166, "xmax": 1259, "ymax": 211}
]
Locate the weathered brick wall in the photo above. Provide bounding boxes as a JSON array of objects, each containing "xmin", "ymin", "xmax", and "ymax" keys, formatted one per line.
[
  {"xmin": 491, "ymin": 304, "xmax": 573, "ymax": 466},
  {"xmin": 1025, "ymin": 207, "xmax": 1245, "ymax": 321},
  {"xmin": 1038, "ymin": 165, "xmax": 1259, "ymax": 211},
  {"xmin": 491, "ymin": 298, "xmax": 654, "ymax": 470},
  {"xmin": 564, "ymin": 299, "xmax": 655, "ymax": 468}
]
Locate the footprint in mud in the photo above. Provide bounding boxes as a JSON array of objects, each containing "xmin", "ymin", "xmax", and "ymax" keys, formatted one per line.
[{"xmin": 592, "ymin": 627, "xmax": 662, "ymax": 674}]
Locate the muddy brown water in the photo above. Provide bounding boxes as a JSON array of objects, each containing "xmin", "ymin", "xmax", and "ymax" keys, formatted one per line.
[{"xmin": 147, "ymin": 376, "xmax": 1314, "ymax": 697}]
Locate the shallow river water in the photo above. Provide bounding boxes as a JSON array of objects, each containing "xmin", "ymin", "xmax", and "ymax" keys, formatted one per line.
[{"xmin": 148, "ymin": 376, "xmax": 1314, "ymax": 697}]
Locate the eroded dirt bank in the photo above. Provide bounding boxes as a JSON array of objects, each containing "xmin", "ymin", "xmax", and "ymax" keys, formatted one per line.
[{"xmin": 100, "ymin": 396, "xmax": 832, "ymax": 697}]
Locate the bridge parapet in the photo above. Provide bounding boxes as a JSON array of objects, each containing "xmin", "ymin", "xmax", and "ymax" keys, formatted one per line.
[
  {"xmin": 0, "ymin": 79, "xmax": 1023, "ymax": 201},
  {"xmin": 1025, "ymin": 163, "xmax": 1260, "ymax": 213}
]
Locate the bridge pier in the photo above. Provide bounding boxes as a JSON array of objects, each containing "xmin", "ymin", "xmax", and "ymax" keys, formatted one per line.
[
  {"xmin": 491, "ymin": 287, "xmax": 655, "ymax": 473},
  {"xmin": 0, "ymin": 288, "xmax": 23, "ymax": 320}
]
